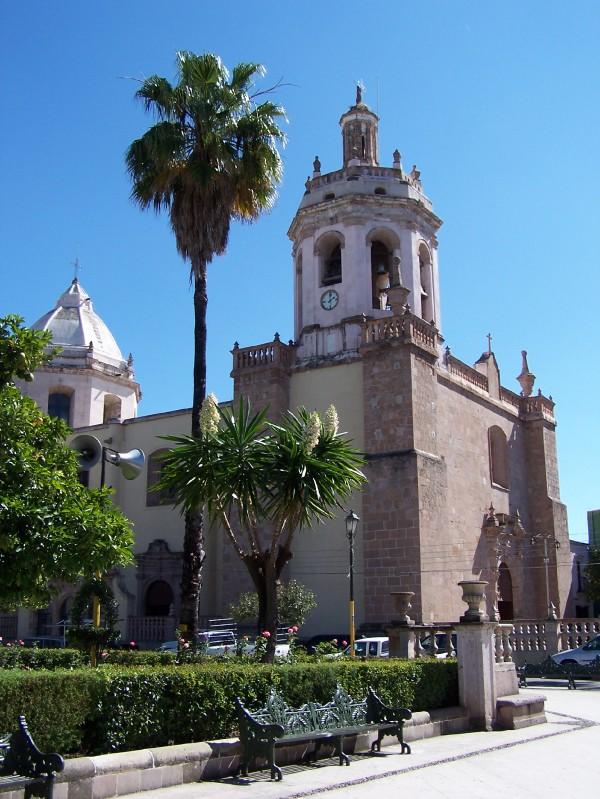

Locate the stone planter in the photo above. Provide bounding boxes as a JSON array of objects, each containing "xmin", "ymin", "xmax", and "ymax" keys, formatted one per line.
[
  {"xmin": 458, "ymin": 580, "xmax": 488, "ymax": 623},
  {"xmin": 389, "ymin": 591, "xmax": 415, "ymax": 625}
]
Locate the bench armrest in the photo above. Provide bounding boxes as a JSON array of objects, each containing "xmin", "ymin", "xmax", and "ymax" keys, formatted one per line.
[
  {"xmin": 366, "ymin": 689, "xmax": 412, "ymax": 724},
  {"xmin": 235, "ymin": 698, "xmax": 285, "ymax": 743},
  {"xmin": 0, "ymin": 717, "xmax": 64, "ymax": 779}
]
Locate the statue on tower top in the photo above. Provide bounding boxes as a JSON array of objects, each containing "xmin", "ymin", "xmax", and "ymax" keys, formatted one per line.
[{"xmin": 356, "ymin": 80, "xmax": 365, "ymax": 105}]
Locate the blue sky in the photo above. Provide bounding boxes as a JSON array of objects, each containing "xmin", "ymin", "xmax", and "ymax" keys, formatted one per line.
[{"xmin": 1, "ymin": 1, "xmax": 598, "ymax": 541}]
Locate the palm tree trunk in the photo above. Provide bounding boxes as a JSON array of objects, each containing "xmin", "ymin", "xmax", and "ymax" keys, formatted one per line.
[{"xmin": 179, "ymin": 265, "xmax": 207, "ymax": 640}]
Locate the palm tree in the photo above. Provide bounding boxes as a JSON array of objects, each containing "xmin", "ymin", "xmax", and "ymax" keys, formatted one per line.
[
  {"xmin": 126, "ymin": 52, "xmax": 285, "ymax": 639},
  {"xmin": 159, "ymin": 398, "xmax": 366, "ymax": 662}
]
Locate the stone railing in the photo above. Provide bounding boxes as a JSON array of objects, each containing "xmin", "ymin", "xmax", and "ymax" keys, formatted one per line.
[
  {"xmin": 232, "ymin": 339, "xmax": 293, "ymax": 372},
  {"xmin": 410, "ymin": 624, "xmax": 456, "ymax": 658},
  {"xmin": 521, "ymin": 394, "xmax": 555, "ymax": 422},
  {"xmin": 494, "ymin": 624, "xmax": 514, "ymax": 663},
  {"xmin": 127, "ymin": 616, "xmax": 176, "ymax": 645},
  {"xmin": 510, "ymin": 618, "xmax": 600, "ymax": 664},
  {"xmin": 499, "ymin": 387, "xmax": 521, "ymax": 411},
  {"xmin": 362, "ymin": 311, "xmax": 437, "ymax": 353},
  {"xmin": 559, "ymin": 618, "xmax": 600, "ymax": 649},
  {"xmin": 446, "ymin": 354, "xmax": 489, "ymax": 392}
]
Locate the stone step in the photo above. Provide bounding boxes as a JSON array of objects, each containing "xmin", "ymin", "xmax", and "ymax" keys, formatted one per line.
[{"xmin": 496, "ymin": 693, "xmax": 546, "ymax": 730}]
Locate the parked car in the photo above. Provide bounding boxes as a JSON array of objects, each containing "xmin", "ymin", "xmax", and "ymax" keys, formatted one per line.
[
  {"xmin": 159, "ymin": 630, "xmax": 236, "ymax": 654},
  {"xmin": 420, "ymin": 632, "xmax": 457, "ymax": 658},
  {"xmin": 551, "ymin": 634, "xmax": 600, "ymax": 666},
  {"xmin": 327, "ymin": 637, "xmax": 389, "ymax": 659}
]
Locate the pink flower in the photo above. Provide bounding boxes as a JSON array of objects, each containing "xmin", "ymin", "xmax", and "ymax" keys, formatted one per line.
[
  {"xmin": 262, "ymin": 631, "xmax": 271, "ymax": 638},
  {"xmin": 287, "ymin": 628, "xmax": 294, "ymax": 635},
  {"xmin": 292, "ymin": 626, "xmax": 299, "ymax": 633},
  {"xmin": 18, "ymin": 640, "xmax": 24, "ymax": 646},
  {"xmin": 331, "ymin": 639, "xmax": 338, "ymax": 645},
  {"xmin": 130, "ymin": 641, "xmax": 136, "ymax": 647},
  {"xmin": 179, "ymin": 637, "xmax": 186, "ymax": 644},
  {"xmin": 342, "ymin": 640, "xmax": 348, "ymax": 646},
  {"xmin": 101, "ymin": 651, "xmax": 108, "ymax": 659}
]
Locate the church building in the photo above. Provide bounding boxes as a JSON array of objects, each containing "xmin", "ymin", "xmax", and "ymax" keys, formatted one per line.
[{"xmin": 7, "ymin": 90, "xmax": 573, "ymax": 646}]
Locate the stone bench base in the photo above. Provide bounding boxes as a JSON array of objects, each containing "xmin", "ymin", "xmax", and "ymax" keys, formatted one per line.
[
  {"xmin": 0, "ymin": 707, "xmax": 469, "ymax": 799},
  {"xmin": 495, "ymin": 693, "xmax": 546, "ymax": 730}
]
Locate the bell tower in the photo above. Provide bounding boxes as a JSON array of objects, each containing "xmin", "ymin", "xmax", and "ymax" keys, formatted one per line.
[{"xmin": 288, "ymin": 87, "xmax": 443, "ymax": 365}]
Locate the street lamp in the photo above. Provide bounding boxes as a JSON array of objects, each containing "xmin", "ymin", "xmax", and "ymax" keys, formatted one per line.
[
  {"xmin": 531, "ymin": 533, "xmax": 561, "ymax": 619},
  {"xmin": 346, "ymin": 510, "xmax": 359, "ymax": 658}
]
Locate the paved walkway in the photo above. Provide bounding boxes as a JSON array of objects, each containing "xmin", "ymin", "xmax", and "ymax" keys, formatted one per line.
[{"xmin": 123, "ymin": 683, "xmax": 600, "ymax": 798}]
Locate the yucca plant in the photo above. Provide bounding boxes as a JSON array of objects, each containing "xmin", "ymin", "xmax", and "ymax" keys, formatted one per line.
[{"xmin": 159, "ymin": 398, "xmax": 366, "ymax": 661}]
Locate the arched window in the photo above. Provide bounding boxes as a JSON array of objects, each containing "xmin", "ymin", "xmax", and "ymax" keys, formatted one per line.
[
  {"xmin": 103, "ymin": 394, "xmax": 122, "ymax": 423},
  {"xmin": 144, "ymin": 580, "xmax": 174, "ymax": 617},
  {"xmin": 497, "ymin": 562, "xmax": 514, "ymax": 620},
  {"xmin": 146, "ymin": 448, "xmax": 177, "ymax": 507},
  {"xmin": 371, "ymin": 240, "xmax": 391, "ymax": 309},
  {"xmin": 419, "ymin": 243, "xmax": 434, "ymax": 322},
  {"xmin": 322, "ymin": 243, "xmax": 342, "ymax": 285},
  {"xmin": 48, "ymin": 391, "xmax": 72, "ymax": 424},
  {"xmin": 489, "ymin": 426, "xmax": 509, "ymax": 489}
]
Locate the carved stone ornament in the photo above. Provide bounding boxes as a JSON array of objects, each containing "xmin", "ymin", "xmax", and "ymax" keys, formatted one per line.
[
  {"xmin": 458, "ymin": 580, "xmax": 489, "ymax": 623},
  {"xmin": 390, "ymin": 591, "xmax": 415, "ymax": 625},
  {"xmin": 516, "ymin": 350, "xmax": 536, "ymax": 397}
]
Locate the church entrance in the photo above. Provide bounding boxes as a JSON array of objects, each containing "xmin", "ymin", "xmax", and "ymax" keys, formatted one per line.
[{"xmin": 497, "ymin": 562, "xmax": 514, "ymax": 620}]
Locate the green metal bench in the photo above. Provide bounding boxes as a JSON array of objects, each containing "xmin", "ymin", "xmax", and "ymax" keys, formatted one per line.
[
  {"xmin": 0, "ymin": 716, "xmax": 64, "ymax": 799},
  {"xmin": 235, "ymin": 685, "xmax": 412, "ymax": 781},
  {"xmin": 517, "ymin": 656, "xmax": 600, "ymax": 690}
]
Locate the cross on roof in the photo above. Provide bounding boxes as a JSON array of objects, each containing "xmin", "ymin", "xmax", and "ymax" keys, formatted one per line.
[{"xmin": 486, "ymin": 332, "xmax": 492, "ymax": 354}]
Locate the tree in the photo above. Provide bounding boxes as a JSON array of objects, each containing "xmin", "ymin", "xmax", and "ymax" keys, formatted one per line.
[
  {"xmin": 0, "ymin": 316, "xmax": 135, "ymax": 610},
  {"xmin": 126, "ymin": 51, "xmax": 286, "ymax": 639},
  {"xmin": 584, "ymin": 547, "xmax": 600, "ymax": 604},
  {"xmin": 229, "ymin": 579, "xmax": 317, "ymax": 629},
  {"xmin": 159, "ymin": 397, "xmax": 366, "ymax": 661}
]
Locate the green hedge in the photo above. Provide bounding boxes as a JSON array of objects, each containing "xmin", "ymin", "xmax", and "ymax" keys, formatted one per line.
[
  {"xmin": 0, "ymin": 669, "xmax": 102, "ymax": 752},
  {"xmin": 0, "ymin": 647, "xmax": 87, "ymax": 670},
  {"xmin": 0, "ymin": 659, "xmax": 457, "ymax": 756}
]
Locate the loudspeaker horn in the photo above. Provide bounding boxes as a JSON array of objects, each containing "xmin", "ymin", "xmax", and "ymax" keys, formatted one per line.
[
  {"xmin": 105, "ymin": 448, "xmax": 145, "ymax": 481},
  {"xmin": 71, "ymin": 434, "xmax": 102, "ymax": 471}
]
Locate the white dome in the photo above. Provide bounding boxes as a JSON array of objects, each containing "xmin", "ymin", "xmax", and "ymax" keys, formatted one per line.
[{"xmin": 32, "ymin": 279, "xmax": 126, "ymax": 368}]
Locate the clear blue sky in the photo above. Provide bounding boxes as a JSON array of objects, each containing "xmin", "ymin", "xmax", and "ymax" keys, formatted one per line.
[{"xmin": 1, "ymin": 1, "xmax": 598, "ymax": 541}]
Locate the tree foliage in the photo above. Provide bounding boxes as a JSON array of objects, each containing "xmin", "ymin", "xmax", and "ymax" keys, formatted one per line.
[
  {"xmin": 126, "ymin": 51, "xmax": 286, "ymax": 637},
  {"xmin": 584, "ymin": 547, "xmax": 600, "ymax": 604},
  {"xmin": 229, "ymin": 580, "xmax": 317, "ymax": 628},
  {"xmin": 0, "ymin": 316, "xmax": 134, "ymax": 610},
  {"xmin": 159, "ymin": 398, "xmax": 365, "ymax": 661}
]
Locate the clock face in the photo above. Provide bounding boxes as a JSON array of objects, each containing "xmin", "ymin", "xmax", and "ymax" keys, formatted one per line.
[{"xmin": 321, "ymin": 289, "xmax": 339, "ymax": 310}]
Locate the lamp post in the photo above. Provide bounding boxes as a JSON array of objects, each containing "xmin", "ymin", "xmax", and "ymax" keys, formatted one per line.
[
  {"xmin": 531, "ymin": 532, "xmax": 561, "ymax": 619},
  {"xmin": 346, "ymin": 510, "xmax": 359, "ymax": 658}
]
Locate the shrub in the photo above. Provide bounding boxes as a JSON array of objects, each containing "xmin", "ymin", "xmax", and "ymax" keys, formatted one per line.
[
  {"xmin": 0, "ymin": 669, "xmax": 102, "ymax": 752},
  {"xmin": 0, "ymin": 659, "xmax": 458, "ymax": 755},
  {"xmin": 0, "ymin": 647, "xmax": 87, "ymax": 670}
]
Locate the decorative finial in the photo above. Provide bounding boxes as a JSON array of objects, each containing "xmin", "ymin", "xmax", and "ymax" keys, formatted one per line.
[
  {"xmin": 72, "ymin": 257, "xmax": 81, "ymax": 282},
  {"xmin": 305, "ymin": 176, "xmax": 311, "ymax": 191},
  {"xmin": 517, "ymin": 350, "xmax": 536, "ymax": 397},
  {"xmin": 88, "ymin": 340, "xmax": 94, "ymax": 352},
  {"xmin": 392, "ymin": 149, "xmax": 401, "ymax": 170},
  {"xmin": 312, "ymin": 155, "xmax": 321, "ymax": 176},
  {"xmin": 486, "ymin": 332, "xmax": 492, "ymax": 354},
  {"xmin": 127, "ymin": 353, "xmax": 134, "ymax": 367},
  {"xmin": 274, "ymin": 332, "xmax": 280, "ymax": 342}
]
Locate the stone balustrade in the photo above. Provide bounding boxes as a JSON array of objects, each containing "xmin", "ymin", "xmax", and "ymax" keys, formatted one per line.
[
  {"xmin": 127, "ymin": 616, "xmax": 176, "ymax": 646},
  {"xmin": 494, "ymin": 624, "xmax": 514, "ymax": 663},
  {"xmin": 521, "ymin": 394, "xmax": 555, "ymax": 422},
  {"xmin": 499, "ymin": 386, "xmax": 521, "ymax": 411},
  {"xmin": 232, "ymin": 339, "xmax": 293, "ymax": 372},
  {"xmin": 362, "ymin": 311, "xmax": 438, "ymax": 353},
  {"xmin": 446, "ymin": 354, "xmax": 489, "ymax": 392},
  {"xmin": 510, "ymin": 618, "xmax": 600, "ymax": 664}
]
